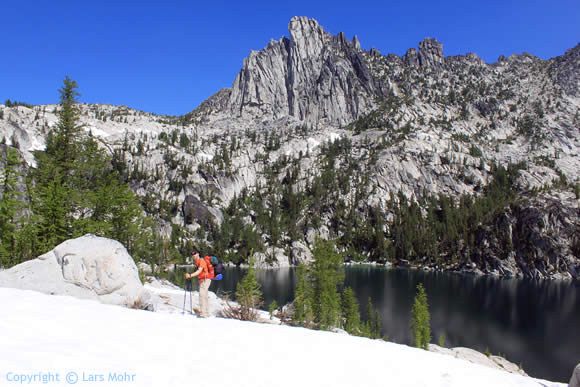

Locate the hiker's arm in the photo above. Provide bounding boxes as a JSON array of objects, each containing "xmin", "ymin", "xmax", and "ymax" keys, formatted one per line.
[{"xmin": 186, "ymin": 267, "xmax": 203, "ymax": 279}]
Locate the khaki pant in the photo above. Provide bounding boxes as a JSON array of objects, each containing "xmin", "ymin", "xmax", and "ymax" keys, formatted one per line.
[{"xmin": 199, "ymin": 279, "xmax": 211, "ymax": 318}]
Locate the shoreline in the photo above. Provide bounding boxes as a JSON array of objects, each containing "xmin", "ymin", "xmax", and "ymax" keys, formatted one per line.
[{"xmin": 170, "ymin": 260, "xmax": 579, "ymax": 281}]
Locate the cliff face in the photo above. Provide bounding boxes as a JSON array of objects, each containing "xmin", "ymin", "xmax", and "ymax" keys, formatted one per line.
[
  {"xmin": 220, "ymin": 19, "xmax": 454, "ymax": 125},
  {"xmin": 550, "ymin": 43, "xmax": 580, "ymax": 97},
  {"xmin": 201, "ymin": 18, "xmax": 578, "ymax": 131},
  {"xmin": 226, "ymin": 16, "xmax": 381, "ymax": 126},
  {"xmin": 402, "ymin": 38, "xmax": 445, "ymax": 68},
  {"xmin": 457, "ymin": 192, "xmax": 580, "ymax": 280}
]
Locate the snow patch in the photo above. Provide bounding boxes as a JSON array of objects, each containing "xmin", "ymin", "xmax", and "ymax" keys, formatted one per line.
[
  {"xmin": 197, "ymin": 152, "xmax": 213, "ymax": 161},
  {"xmin": 0, "ymin": 287, "xmax": 565, "ymax": 387}
]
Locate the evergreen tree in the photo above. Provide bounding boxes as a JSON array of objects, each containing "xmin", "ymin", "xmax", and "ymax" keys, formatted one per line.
[
  {"xmin": 31, "ymin": 77, "xmax": 84, "ymax": 250},
  {"xmin": 0, "ymin": 146, "xmax": 24, "ymax": 267},
  {"xmin": 341, "ymin": 287, "xmax": 361, "ymax": 335},
  {"xmin": 311, "ymin": 239, "xmax": 344, "ymax": 330},
  {"xmin": 410, "ymin": 283, "xmax": 431, "ymax": 349},
  {"xmin": 268, "ymin": 300, "xmax": 278, "ymax": 320},
  {"xmin": 374, "ymin": 206, "xmax": 387, "ymax": 261},
  {"xmin": 373, "ymin": 310, "xmax": 382, "ymax": 339},
  {"xmin": 363, "ymin": 297, "xmax": 382, "ymax": 339},
  {"xmin": 365, "ymin": 297, "xmax": 374, "ymax": 337},
  {"xmin": 34, "ymin": 170, "xmax": 70, "ymax": 253},
  {"xmin": 292, "ymin": 263, "xmax": 314, "ymax": 326},
  {"xmin": 235, "ymin": 260, "xmax": 263, "ymax": 321},
  {"xmin": 45, "ymin": 76, "xmax": 84, "ymax": 171}
]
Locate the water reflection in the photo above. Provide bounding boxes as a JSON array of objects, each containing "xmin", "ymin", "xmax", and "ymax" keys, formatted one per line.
[
  {"xmin": 360, "ymin": 268, "xmax": 580, "ymax": 383},
  {"xmin": 172, "ymin": 266, "xmax": 579, "ymax": 382}
]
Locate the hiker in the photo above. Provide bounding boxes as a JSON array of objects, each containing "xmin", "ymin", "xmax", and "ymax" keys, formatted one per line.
[{"xmin": 185, "ymin": 250, "xmax": 213, "ymax": 318}]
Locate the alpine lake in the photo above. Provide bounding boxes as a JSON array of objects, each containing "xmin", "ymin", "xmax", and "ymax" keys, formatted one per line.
[{"xmin": 169, "ymin": 265, "xmax": 580, "ymax": 383}]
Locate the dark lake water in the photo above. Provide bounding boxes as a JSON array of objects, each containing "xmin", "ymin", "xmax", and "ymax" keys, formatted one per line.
[{"xmin": 173, "ymin": 266, "xmax": 580, "ymax": 383}]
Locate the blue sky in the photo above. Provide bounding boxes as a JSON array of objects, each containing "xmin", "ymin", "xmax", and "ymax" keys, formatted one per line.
[{"xmin": 2, "ymin": 0, "xmax": 578, "ymax": 116}]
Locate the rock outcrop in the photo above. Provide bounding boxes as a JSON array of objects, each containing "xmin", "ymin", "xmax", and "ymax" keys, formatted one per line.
[
  {"xmin": 428, "ymin": 344, "xmax": 527, "ymax": 376},
  {"xmin": 550, "ymin": 43, "xmax": 580, "ymax": 97},
  {"xmin": 462, "ymin": 192, "xmax": 580, "ymax": 280},
  {"xmin": 183, "ymin": 195, "xmax": 216, "ymax": 226},
  {"xmin": 0, "ymin": 234, "xmax": 147, "ymax": 307},
  {"xmin": 403, "ymin": 38, "xmax": 444, "ymax": 68},
  {"xmin": 225, "ymin": 16, "xmax": 381, "ymax": 126},
  {"xmin": 290, "ymin": 241, "xmax": 314, "ymax": 265},
  {"xmin": 191, "ymin": 88, "xmax": 232, "ymax": 118},
  {"xmin": 252, "ymin": 247, "xmax": 291, "ymax": 269}
]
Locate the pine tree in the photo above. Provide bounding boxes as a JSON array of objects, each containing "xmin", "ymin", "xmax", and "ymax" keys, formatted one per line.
[
  {"xmin": 410, "ymin": 283, "xmax": 431, "ymax": 349},
  {"xmin": 268, "ymin": 300, "xmax": 278, "ymax": 320},
  {"xmin": 364, "ymin": 297, "xmax": 374, "ymax": 337},
  {"xmin": 341, "ymin": 287, "xmax": 361, "ymax": 335},
  {"xmin": 363, "ymin": 297, "xmax": 381, "ymax": 339},
  {"xmin": 293, "ymin": 263, "xmax": 314, "ymax": 326},
  {"xmin": 46, "ymin": 76, "xmax": 84, "ymax": 171},
  {"xmin": 311, "ymin": 239, "xmax": 344, "ymax": 330},
  {"xmin": 31, "ymin": 77, "xmax": 84, "ymax": 251},
  {"xmin": 32, "ymin": 165, "xmax": 70, "ymax": 253},
  {"xmin": 0, "ymin": 146, "xmax": 24, "ymax": 267},
  {"xmin": 374, "ymin": 206, "xmax": 387, "ymax": 260},
  {"xmin": 235, "ymin": 260, "xmax": 263, "ymax": 321},
  {"xmin": 374, "ymin": 310, "xmax": 382, "ymax": 339}
]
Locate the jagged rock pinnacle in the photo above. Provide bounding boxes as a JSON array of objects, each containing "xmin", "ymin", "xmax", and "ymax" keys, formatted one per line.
[
  {"xmin": 226, "ymin": 16, "xmax": 377, "ymax": 126},
  {"xmin": 403, "ymin": 38, "xmax": 444, "ymax": 68}
]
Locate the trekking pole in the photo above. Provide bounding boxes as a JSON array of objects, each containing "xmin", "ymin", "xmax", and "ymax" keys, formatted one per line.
[
  {"xmin": 189, "ymin": 279, "xmax": 194, "ymax": 314},
  {"xmin": 182, "ymin": 279, "xmax": 190, "ymax": 315}
]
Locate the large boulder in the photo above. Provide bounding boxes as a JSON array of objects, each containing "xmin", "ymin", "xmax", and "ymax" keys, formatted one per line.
[
  {"xmin": 291, "ymin": 241, "xmax": 313, "ymax": 265},
  {"xmin": 306, "ymin": 225, "xmax": 330, "ymax": 246},
  {"xmin": 182, "ymin": 194, "xmax": 222, "ymax": 226},
  {"xmin": 253, "ymin": 247, "xmax": 290, "ymax": 269},
  {"xmin": 0, "ymin": 234, "xmax": 146, "ymax": 307},
  {"xmin": 428, "ymin": 344, "xmax": 527, "ymax": 376}
]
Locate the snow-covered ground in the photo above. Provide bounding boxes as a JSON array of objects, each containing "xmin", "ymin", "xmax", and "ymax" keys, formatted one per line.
[{"xmin": 0, "ymin": 287, "xmax": 565, "ymax": 387}]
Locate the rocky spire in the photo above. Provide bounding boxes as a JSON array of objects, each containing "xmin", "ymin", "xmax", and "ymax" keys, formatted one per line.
[
  {"xmin": 403, "ymin": 38, "xmax": 444, "ymax": 68},
  {"xmin": 353, "ymin": 35, "xmax": 361, "ymax": 51},
  {"xmin": 226, "ymin": 16, "xmax": 378, "ymax": 126},
  {"xmin": 418, "ymin": 38, "xmax": 444, "ymax": 67},
  {"xmin": 402, "ymin": 48, "xmax": 419, "ymax": 66}
]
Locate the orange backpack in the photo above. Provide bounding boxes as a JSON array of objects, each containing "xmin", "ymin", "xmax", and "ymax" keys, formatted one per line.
[{"xmin": 200, "ymin": 256, "xmax": 215, "ymax": 280}]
